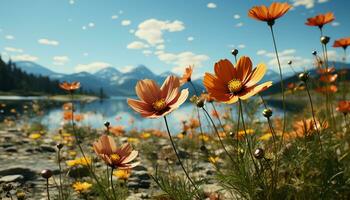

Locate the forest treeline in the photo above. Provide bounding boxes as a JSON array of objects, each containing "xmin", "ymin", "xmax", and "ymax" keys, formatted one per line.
[{"xmin": 0, "ymin": 56, "xmax": 93, "ymax": 96}]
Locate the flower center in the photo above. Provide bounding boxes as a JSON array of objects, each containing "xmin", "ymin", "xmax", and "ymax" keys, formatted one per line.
[
  {"xmin": 228, "ymin": 79, "xmax": 242, "ymax": 93},
  {"xmin": 152, "ymin": 98, "xmax": 166, "ymax": 111},
  {"xmin": 110, "ymin": 154, "xmax": 120, "ymax": 162}
]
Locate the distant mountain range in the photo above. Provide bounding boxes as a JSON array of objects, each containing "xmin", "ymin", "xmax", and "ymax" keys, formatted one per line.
[
  {"xmin": 13, "ymin": 61, "xmax": 204, "ymax": 96},
  {"xmin": 13, "ymin": 61, "xmax": 349, "ymax": 96}
]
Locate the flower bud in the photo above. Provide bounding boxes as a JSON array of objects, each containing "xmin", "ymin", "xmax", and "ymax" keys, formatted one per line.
[
  {"xmin": 298, "ymin": 72, "xmax": 309, "ymax": 82},
  {"xmin": 320, "ymin": 36, "xmax": 330, "ymax": 45},
  {"xmin": 104, "ymin": 121, "xmax": 110, "ymax": 128},
  {"xmin": 231, "ymin": 49, "xmax": 239, "ymax": 56},
  {"xmin": 312, "ymin": 50, "xmax": 317, "ymax": 56},
  {"xmin": 41, "ymin": 169, "xmax": 53, "ymax": 179},
  {"xmin": 262, "ymin": 108, "xmax": 273, "ymax": 118},
  {"xmin": 196, "ymin": 99, "xmax": 205, "ymax": 108},
  {"xmin": 56, "ymin": 143, "xmax": 64, "ymax": 150},
  {"xmin": 200, "ymin": 145, "xmax": 207, "ymax": 152},
  {"xmin": 288, "ymin": 60, "xmax": 292, "ymax": 65},
  {"xmin": 253, "ymin": 148, "xmax": 265, "ymax": 160}
]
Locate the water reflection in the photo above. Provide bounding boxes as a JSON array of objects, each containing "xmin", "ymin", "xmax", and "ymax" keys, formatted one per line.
[{"xmin": 0, "ymin": 96, "xmax": 286, "ymax": 134}]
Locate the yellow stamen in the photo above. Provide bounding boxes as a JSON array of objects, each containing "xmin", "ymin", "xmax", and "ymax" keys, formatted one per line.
[
  {"xmin": 110, "ymin": 154, "xmax": 120, "ymax": 162},
  {"xmin": 152, "ymin": 98, "xmax": 166, "ymax": 111},
  {"xmin": 228, "ymin": 79, "xmax": 242, "ymax": 93}
]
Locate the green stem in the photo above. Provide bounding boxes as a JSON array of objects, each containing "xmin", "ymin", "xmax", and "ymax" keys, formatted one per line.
[
  {"xmin": 269, "ymin": 25, "xmax": 286, "ymax": 148},
  {"xmin": 202, "ymin": 107, "xmax": 235, "ymax": 163},
  {"xmin": 69, "ymin": 92, "xmax": 111, "ymax": 200},
  {"xmin": 305, "ymin": 81, "xmax": 323, "ymax": 150},
  {"xmin": 163, "ymin": 116, "xmax": 198, "ymax": 191},
  {"xmin": 111, "ymin": 168, "xmax": 117, "ymax": 200},
  {"xmin": 210, "ymin": 102, "xmax": 225, "ymax": 132},
  {"xmin": 57, "ymin": 149, "xmax": 63, "ymax": 200},
  {"xmin": 46, "ymin": 178, "xmax": 50, "ymax": 200}
]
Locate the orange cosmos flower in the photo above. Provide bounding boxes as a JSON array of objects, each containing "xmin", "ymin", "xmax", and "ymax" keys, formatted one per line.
[
  {"xmin": 317, "ymin": 67, "xmax": 335, "ymax": 74},
  {"xmin": 93, "ymin": 135, "xmax": 139, "ymax": 169},
  {"xmin": 319, "ymin": 74, "xmax": 338, "ymax": 83},
  {"xmin": 293, "ymin": 119, "xmax": 328, "ymax": 138},
  {"xmin": 333, "ymin": 37, "xmax": 350, "ymax": 49},
  {"xmin": 305, "ymin": 12, "xmax": 334, "ymax": 28},
  {"xmin": 248, "ymin": 2, "xmax": 292, "ymax": 25},
  {"xmin": 180, "ymin": 65, "xmax": 193, "ymax": 85},
  {"xmin": 315, "ymin": 85, "xmax": 338, "ymax": 93},
  {"xmin": 127, "ymin": 75, "xmax": 189, "ymax": 119},
  {"xmin": 336, "ymin": 101, "xmax": 350, "ymax": 114},
  {"xmin": 59, "ymin": 81, "xmax": 81, "ymax": 92},
  {"xmin": 203, "ymin": 57, "xmax": 272, "ymax": 104}
]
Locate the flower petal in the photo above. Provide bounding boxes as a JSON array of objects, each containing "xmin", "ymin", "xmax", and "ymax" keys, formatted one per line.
[
  {"xmin": 135, "ymin": 79, "xmax": 161, "ymax": 104},
  {"xmin": 245, "ymin": 63, "xmax": 267, "ymax": 87},
  {"xmin": 214, "ymin": 59, "xmax": 235, "ymax": 83},
  {"xmin": 239, "ymin": 81, "xmax": 272, "ymax": 100}
]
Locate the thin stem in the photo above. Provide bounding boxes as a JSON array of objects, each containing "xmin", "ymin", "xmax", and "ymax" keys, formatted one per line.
[
  {"xmin": 163, "ymin": 116, "xmax": 198, "ymax": 190},
  {"xmin": 238, "ymin": 99, "xmax": 265, "ymax": 188},
  {"xmin": 235, "ymin": 103, "xmax": 241, "ymax": 159},
  {"xmin": 106, "ymin": 165, "xmax": 110, "ymax": 188},
  {"xmin": 234, "ymin": 55, "xmax": 237, "ymax": 64},
  {"xmin": 269, "ymin": 25, "xmax": 286, "ymax": 147},
  {"xmin": 210, "ymin": 102, "xmax": 225, "ymax": 131},
  {"xmin": 69, "ymin": 92, "xmax": 110, "ymax": 200},
  {"xmin": 305, "ymin": 81, "xmax": 323, "ymax": 150},
  {"xmin": 57, "ymin": 149, "xmax": 63, "ymax": 200},
  {"xmin": 189, "ymin": 81, "xmax": 205, "ymax": 146},
  {"xmin": 259, "ymin": 95, "xmax": 268, "ymax": 109},
  {"xmin": 46, "ymin": 178, "xmax": 50, "ymax": 200},
  {"xmin": 202, "ymin": 107, "xmax": 235, "ymax": 163},
  {"xmin": 111, "ymin": 168, "xmax": 117, "ymax": 200}
]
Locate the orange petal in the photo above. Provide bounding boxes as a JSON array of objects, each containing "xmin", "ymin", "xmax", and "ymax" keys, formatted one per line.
[
  {"xmin": 161, "ymin": 75, "xmax": 180, "ymax": 99},
  {"xmin": 135, "ymin": 79, "xmax": 161, "ymax": 104},
  {"xmin": 236, "ymin": 56, "xmax": 252, "ymax": 82},
  {"xmin": 127, "ymin": 98, "xmax": 155, "ymax": 117},
  {"xmin": 214, "ymin": 59, "xmax": 235, "ymax": 83},
  {"xmin": 239, "ymin": 81, "xmax": 272, "ymax": 100},
  {"xmin": 245, "ymin": 63, "xmax": 267, "ymax": 87}
]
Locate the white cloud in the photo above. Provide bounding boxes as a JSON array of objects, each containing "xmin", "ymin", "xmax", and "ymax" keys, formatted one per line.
[
  {"xmin": 207, "ymin": 3, "xmax": 217, "ymax": 8},
  {"xmin": 69, "ymin": 0, "xmax": 75, "ymax": 5},
  {"xmin": 12, "ymin": 54, "xmax": 38, "ymax": 62},
  {"xmin": 82, "ymin": 26, "xmax": 87, "ymax": 30},
  {"xmin": 4, "ymin": 47, "xmax": 23, "ymax": 53},
  {"xmin": 156, "ymin": 51, "xmax": 209, "ymax": 73},
  {"xmin": 235, "ymin": 22, "xmax": 244, "ymax": 27},
  {"xmin": 238, "ymin": 44, "xmax": 246, "ymax": 49},
  {"xmin": 5, "ymin": 35, "xmax": 15, "ymax": 40},
  {"xmin": 156, "ymin": 44, "xmax": 165, "ymax": 50},
  {"xmin": 154, "ymin": 50, "xmax": 164, "ymax": 55},
  {"xmin": 187, "ymin": 36, "xmax": 194, "ymax": 41},
  {"xmin": 111, "ymin": 15, "xmax": 118, "ymax": 20},
  {"xmin": 53, "ymin": 56, "xmax": 69, "ymax": 65},
  {"xmin": 121, "ymin": 20, "xmax": 131, "ymax": 26},
  {"xmin": 233, "ymin": 14, "xmax": 240, "ymax": 19},
  {"xmin": 257, "ymin": 50, "xmax": 267, "ymax": 55},
  {"xmin": 88, "ymin": 22, "xmax": 95, "ymax": 27},
  {"xmin": 142, "ymin": 50, "xmax": 152, "ymax": 56},
  {"xmin": 260, "ymin": 49, "xmax": 311, "ymax": 71},
  {"xmin": 75, "ymin": 62, "xmax": 111, "ymax": 73},
  {"xmin": 292, "ymin": 0, "xmax": 329, "ymax": 9},
  {"xmin": 127, "ymin": 41, "xmax": 149, "ymax": 49},
  {"xmin": 331, "ymin": 21, "xmax": 340, "ymax": 27},
  {"xmin": 129, "ymin": 29, "xmax": 135, "ymax": 34},
  {"xmin": 83, "ymin": 52, "xmax": 89, "ymax": 57},
  {"xmin": 38, "ymin": 38, "xmax": 59, "ymax": 46},
  {"xmin": 120, "ymin": 65, "xmax": 135, "ymax": 73},
  {"xmin": 135, "ymin": 19, "xmax": 185, "ymax": 46}
]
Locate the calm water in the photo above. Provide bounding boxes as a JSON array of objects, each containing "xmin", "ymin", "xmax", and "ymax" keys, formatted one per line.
[{"xmin": 0, "ymin": 96, "xmax": 285, "ymax": 133}]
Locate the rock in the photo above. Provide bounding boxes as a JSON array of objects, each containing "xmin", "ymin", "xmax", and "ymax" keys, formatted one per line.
[
  {"xmin": 0, "ymin": 167, "xmax": 37, "ymax": 182},
  {"xmin": 4, "ymin": 147, "xmax": 17, "ymax": 153},
  {"xmin": 0, "ymin": 143, "xmax": 14, "ymax": 148},
  {"xmin": 39, "ymin": 145, "xmax": 56, "ymax": 153},
  {"xmin": 133, "ymin": 171, "xmax": 150, "ymax": 181},
  {"xmin": 0, "ymin": 174, "xmax": 24, "ymax": 183},
  {"xmin": 133, "ymin": 165, "xmax": 148, "ymax": 171}
]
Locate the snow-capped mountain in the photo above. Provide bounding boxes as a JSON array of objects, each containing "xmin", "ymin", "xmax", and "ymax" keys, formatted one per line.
[{"xmin": 15, "ymin": 61, "xmax": 57, "ymax": 77}]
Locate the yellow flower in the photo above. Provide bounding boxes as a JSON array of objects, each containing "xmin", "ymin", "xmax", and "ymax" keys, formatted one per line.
[
  {"xmin": 258, "ymin": 133, "xmax": 272, "ymax": 141},
  {"xmin": 236, "ymin": 129, "xmax": 255, "ymax": 140},
  {"xmin": 177, "ymin": 133, "xmax": 185, "ymax": 139},
  {"xmin": 66, "ymin": 157, "xmax": 91, "ymax": 167},
  {"xmin": 127, "ymin": 137, "xmax": 140, "ymax": 144},
  {"xmin": 208, "ymin": 156, "xmax": 219, "ymax": 164},
  {"xmin": 29, "ymin": 133, "xmax": 41, "ymax": 140},
  {"xmin": 72, "ymin": 181, "xmax": 92, "ymax": 193},
  {"xmin": 140, "ymin": 132, "xmax": 151, "ymax": 139},
  {"xmin": 68, "ymin": 151, "xmax": 77, "ymax": 157},
  {"xmin": 198, "ymin": 134, "xmax": 210, "ymax": 142},
  {"xmin": 113, "ymin": 169, "xmax": 131, "ymax": 180}
]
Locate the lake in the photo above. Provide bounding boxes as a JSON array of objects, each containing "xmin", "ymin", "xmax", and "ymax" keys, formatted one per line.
[{"xmin": 0, "ymin": 96, "xmax": 284, "ymax": 134}]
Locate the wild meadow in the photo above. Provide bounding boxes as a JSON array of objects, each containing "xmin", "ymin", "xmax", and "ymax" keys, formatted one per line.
[{"xmin": 1, "ymin": 1, "xmax": 350, "ymax": 200}]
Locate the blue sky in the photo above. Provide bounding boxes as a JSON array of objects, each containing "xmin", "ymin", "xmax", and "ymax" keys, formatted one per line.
[{"xmin": 0, "ymin": 0, "xmax": 349, "ymax": 78}]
